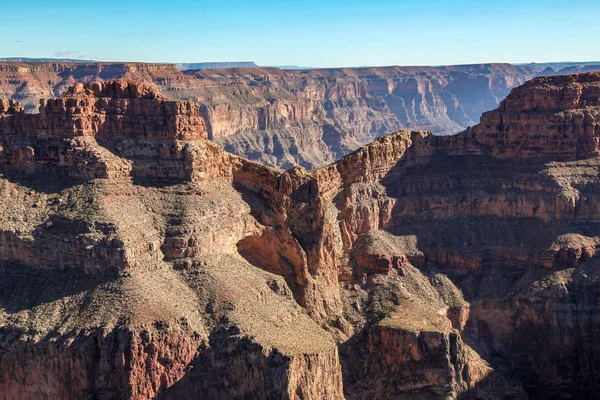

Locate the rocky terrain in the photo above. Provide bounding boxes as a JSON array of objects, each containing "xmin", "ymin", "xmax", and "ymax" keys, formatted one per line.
[
  {"xmin": 0, "ymin": 80, "xmax": 343, "ymax": 399},
  {"xmin": 0, "ymin": 61, "xmax": 537, "ymax": 168},
  {"xmin": 527, "ymin": 61, "xmax": 600, "ymax": 73},
  {"xmin": 1, "ymin": 72, "xmax": 600, "ymax": 399}
]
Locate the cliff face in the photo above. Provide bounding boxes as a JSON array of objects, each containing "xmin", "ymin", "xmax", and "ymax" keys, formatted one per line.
[
  {"xmin": 2, "ymin": 73, "xmax": 600, "ymax": 399},
  {"xmin": 0, "ymin": 80, "xmax": 343, "ymax": 400},
  {"xmin": 234, "ymin": 72, "xmax": 600, "ymax": 398},
  {"xmin": 0, "ymin": 62, "xmax": 537, "ymax": 168},
  {"xmin": 175, "ymin": 64, "xmax": 537, "ymax": 168},
  {"xmin": 0, "ymin": 62, "xmax": 184, "ymax": 114},
  {"xmin": 472, "ymin": 73, "xmax": 600, "ymax": 159},
  {"xmin": 304, "ymin": 72, "xmax": 600, "ymax": 398}
]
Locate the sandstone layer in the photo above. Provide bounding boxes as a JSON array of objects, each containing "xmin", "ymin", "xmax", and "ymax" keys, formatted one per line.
[
  {"xmin": 2, "ymin": 73, "xmax": 600, "ymax": 399},
  {"xmin": 0, "ymin": 80, "xmax": 343, "ymax": 399},
  {"xmin": 0, "ymin": 62, "xmax": 537, "ymax": 168}
]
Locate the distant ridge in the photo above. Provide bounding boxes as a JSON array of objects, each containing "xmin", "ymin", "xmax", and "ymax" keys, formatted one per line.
[
  {"xmin": 519, "ymin": 60, "xmax": 600, "ymax": 71},
  {"xmin": 0, "ymin": 58, "xmax": 259, "ymax": 70},
  {"xmin": 2, "ymin": 58, "xmax": 600, "ymax": 72},
  {"xmin": 534, "ymin": 63, "xmax": 600, "ymax": 78},
  {"xmin": 176, "ymin": 61, "xmax": 259, "ymax": 71},
  {"xmin": 0, "ymin": 57, "xmax": 96, "ymax": 63},
  {"xmin": 277, "ymin": 65, "xmax": 316, "ymax": 70}
]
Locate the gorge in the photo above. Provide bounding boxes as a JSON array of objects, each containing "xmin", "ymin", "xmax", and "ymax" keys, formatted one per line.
[
  {"xmin": 0, "ymin": 61, "xmax": 539, "ymax": 168},
  {"xmin": 0, "ymin": 71, "xmax": 600, "ymax": 399}
]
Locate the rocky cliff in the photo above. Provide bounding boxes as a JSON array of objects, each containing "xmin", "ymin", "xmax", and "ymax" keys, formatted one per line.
[
  {"xmin": 306, "ymin": 72, "xmax": 600, "ymax": 399},
  {"xmin": 0, "ymin": 80, "xmax": 343, "ymax": 399},
  {"xmin": 0, "ymin": 62, "xmax": 537, "ymax": 168},
  {"xmin": 2, "ymin": 73, "xmax": 600, "ymax": 399}
]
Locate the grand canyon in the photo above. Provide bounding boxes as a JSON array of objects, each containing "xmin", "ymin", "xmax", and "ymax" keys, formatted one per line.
[
  {"xmin": 5, "ymin": 61, "xmax": 595, "ymax": 169},
  {"xmin": 0, "ymin": 59, "xmax": 599, "ymax": 399}
]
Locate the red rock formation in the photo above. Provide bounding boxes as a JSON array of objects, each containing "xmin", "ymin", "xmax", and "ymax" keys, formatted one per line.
[
  {"xmin": 36, "ymin": 80, "xmax": 207, "ymax": 141},
  {"xmin": 3, "ymin": 73, "xmax": 600, "ymax": 399},
  {"xmin": 190, "ymin": 64, "xmax": 537, "ymax": 167},
  {"xmin": 229, "ymin": 71, "xmax": 600, "ymax": 397},
  {"xmin": 0, "ymin": 80, "xmax": 344, "ymax": 399},
  {"xmin": 0, "ymin": 61, "xmax": 537, "ymax": 168},
  {"xmin": 0, "ymin": 99, "xmax": 23, "ymax": 114},
  {"xmin": 472, "ymin": 73, "xmax": 600, "ymax": 159},
  {"xmin": 316, "ymin": 72, "xmax": 600, "ymax": 398}
]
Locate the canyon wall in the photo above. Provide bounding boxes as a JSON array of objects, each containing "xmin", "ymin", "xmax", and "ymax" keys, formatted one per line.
[
  {"xmin": 0, "ymin": 61, "xmax": 537, "ymax": 168},
  {"xmin": 2, "ymin": 73, "xmax": 600, "ymax": 399},
  {"xmin": 231, "ymin": 72, "xmax": 600, "ymax": 398},
  {"xmin": 0, "ymin": 80, "xmax": 343, "ymax": 399},
  {"xmin": 310, "ymin": 72, "xmax": 600, "ymax": 398}
]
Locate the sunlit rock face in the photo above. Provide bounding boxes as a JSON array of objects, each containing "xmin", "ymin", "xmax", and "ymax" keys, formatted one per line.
[
  {"xmin": 1, "ymin": 73, "xmax": 600, "ymax": 399},
  {"xmin": 0, "ymin": 61, "xmax": 537, "ymax": 168},
  {"xmin": 0, "ymin": 80, "xmax": 343, "ymax": 400}
]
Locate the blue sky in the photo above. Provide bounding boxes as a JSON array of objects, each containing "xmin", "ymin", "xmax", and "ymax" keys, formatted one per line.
[{"xmin": 1, "ymin": 0, "xmax": 599, "ymax": 67}]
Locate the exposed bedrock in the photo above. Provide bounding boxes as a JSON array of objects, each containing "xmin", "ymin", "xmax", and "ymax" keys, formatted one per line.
[
  {"xmin": 1, "ymin": 73, "xmax": 600, "ymax": 399},
  {"xmin": 0, "ymin": 61, "xmax": 537, "ymax": 168},
  {"xmin": 324, "ymin": 73, "xmax": 600, "ymax": 399},
  {"xmin": 0, "ymin": 80, "xmax": 344, "ymax": 399}
]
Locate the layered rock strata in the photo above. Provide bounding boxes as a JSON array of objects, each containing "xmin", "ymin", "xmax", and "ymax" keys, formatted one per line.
[
  {"xmin": 0, "ymin": 80, "xmax": 343, "ymax": 399},
  {"xmin": 2, "ymin": 73, "xmax": 600, "ymax": 399},
  {"xmin": 0, "ymin": 62, "xmax": 537, "ymax": 168},
  {"xmin": 313, "ymin": 73, "xmax": 600, "ymax": 399}
]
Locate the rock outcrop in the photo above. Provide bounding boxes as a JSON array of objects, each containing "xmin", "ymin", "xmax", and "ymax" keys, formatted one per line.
[
  {"xmin": 0, "ymin": 80, "xmax": 343, "ymax": 399},
  {"xmin": 313, "ymin": 72, "xmax": 600, "ymax": 399},
  {"xmin": 184, "ymin": 64, "xmax": 537, "ymax": 168},
  {"xmin": 472, "ymin": 73, "xmax": 600, "ymax": 159},
  {"xmin": 0, "ymin": 61, "xmax": 537, "ymax": 168},
  {"xmin": 3, "ymin": 73, "xmax": 600, "ymax": 399}
]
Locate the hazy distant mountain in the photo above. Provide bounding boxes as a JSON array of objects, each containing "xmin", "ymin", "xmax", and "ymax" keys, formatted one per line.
[
  {"xmin": 0, "ymin": 58, "xmax": 260, "ymax": 70},
  {"xmin": 2, "ymin": 58, "xmax": 600, "ymax": 73},
  {"xmin": 276, "ymin": 65, "xmax": 316, "ymax": 70},
  {"xmin": 176, "ymin": 62, "xmax": 259, "ymax": 70},
  {"xmin": 0, "ymin": 57, "xmax": 96, "ymax": 63},
  {"xmin": 521, "ymin": 61, "xmax": 600, "ymax": 71},
  {"xmin": 554, "ymin": 64, "xmax": 600, "ymax": 74},
  {"xmin": 534, "ymin": 63, "xmax": 600, "ymax": 77}
]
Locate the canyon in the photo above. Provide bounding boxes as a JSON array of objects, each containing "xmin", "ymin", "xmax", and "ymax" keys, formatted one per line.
[
  {"xmin": 0, "ymin": 71, "xmax": 600, "ymax": 399},
  {"xmin": 0, "ymin": 61, "xmax": 539, "ymax": 168}
]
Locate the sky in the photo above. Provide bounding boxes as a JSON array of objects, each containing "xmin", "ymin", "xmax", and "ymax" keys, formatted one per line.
[{"xmin": 1, "ymin": 0, "xmax": 599, "ymax": 67}]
